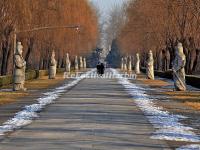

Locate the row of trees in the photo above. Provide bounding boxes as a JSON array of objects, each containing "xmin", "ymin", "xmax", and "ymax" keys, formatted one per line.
[
  {"xmin": 104, "ymin": 4, "xmax": 127, "ymax": 68},
  {"xmin": 0, "ymin": 0, "xmax": 99, "ymax": 75},
  {"xmin": 103, "ymin": 5, "xmax": 127, "ymax": 51},
  {"xmin": 117, "ymin": 0, "xmax": 200, "ymax": 74}
]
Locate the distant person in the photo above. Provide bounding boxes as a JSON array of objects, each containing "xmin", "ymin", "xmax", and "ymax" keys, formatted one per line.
[
  {"xmin": 97, "ymin": 63, "xmax": 101, "ymax": 75},
  {"xmin": 100, "ymin": 63, "xmax": 105, "ymax": 75},
  {"xmin": 96, "ymin": 62, "xmax": 105, "ymax": 76}
]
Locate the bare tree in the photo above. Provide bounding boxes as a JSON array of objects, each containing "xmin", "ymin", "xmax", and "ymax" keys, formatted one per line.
[
  {"xmin": 0, "ymin": 0, "xmax": 99, "ymax": 75},
  {"xmin": 117, "ymin": 0, "xmax": 200, "ymax": 74}
]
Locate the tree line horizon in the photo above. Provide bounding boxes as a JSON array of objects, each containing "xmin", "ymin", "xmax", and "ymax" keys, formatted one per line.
[
  {"xmin": 0, "ymin": 0, "xmax": 99, "ymax": 76},
  {"xmin": 106, "ymin": 0, "xmax": 200, "ymax": 75},
  {"xmin": 1, "ymin": 0, "xmax": 200, "ymax": 76}
]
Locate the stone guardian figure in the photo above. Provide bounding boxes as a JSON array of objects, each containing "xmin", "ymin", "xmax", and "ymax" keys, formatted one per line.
[
  {"xmin": 135, "ymin": 53, "xmax": 140, "ymax": 74},
  {"xmin": 158, "ymin": 50, "xmax": 163, "ymax": 71},
  {"xmin": 146, "ymin": 50, "xmax": 154, "ymax": 80},
  {"xmin": 124, "ymin": 57, "xmax": 127, "ymax": 72},
  {"xmin": 83, "ymin": 57, "xmax": 87, "ymax": 69},
  {"xmin": 128, "ymin": 56, "xmax": 132, "ymax": 73},
  {"xmin": 13, "ymin": 42, "xmax": 26, "ymax": 91},
  {"xmin": 121, "ymin": 57, "xmax": 124, "ymax": 71},
  {"xmin": 166, "ymin": 49, "xmax": 171, "ymax": 71},
  {"xmin": 65, "ymin": 53, "xmax": 71, "ymax": 73},
  {"xmin": 172, "ymin": 42, "xmax": 186, "ymax": 91},
  {"xmin": 79, "ymin": 56, "xmax": 83, "ymax": 70},
  {"xmin": 75, "ymin": 56, "xmax": 79, "ymax": 72},
  {"xmin": 49, "ymin": 50, "xmax": 57, "ymax": 79}
]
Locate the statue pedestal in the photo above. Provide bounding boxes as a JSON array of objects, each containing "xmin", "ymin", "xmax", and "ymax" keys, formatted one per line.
[{"xmin": 49, "ymin": 65, "xmax": 57, "ymax": 79}]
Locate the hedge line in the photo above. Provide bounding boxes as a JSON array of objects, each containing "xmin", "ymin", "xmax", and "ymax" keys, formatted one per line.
[{"xmin": 0, "ymin": 68, "xmax": 65, "ymax": 87}]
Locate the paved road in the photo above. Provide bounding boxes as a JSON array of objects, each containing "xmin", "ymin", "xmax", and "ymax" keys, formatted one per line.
[{"xmin": 0, "ymin": 76, "xmax": 170, "ymax": 149}]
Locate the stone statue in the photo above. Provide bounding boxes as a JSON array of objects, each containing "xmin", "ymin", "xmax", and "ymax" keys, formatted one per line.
[
  {"xmin": 79, "ymin": 56, "xmax": 83, "ymax": 69},
  {"xmin": 124, "ymin": 57, "xmax": 127, "ymax": 71},
  {"xmin": 128, "ymin": 56, "xmax": 132, "ymax": 73},
  {"xmin": 83, "ymin": 57, "xmax": 87, "ymax": 69},
  {"xmin": 166, "ymin": 49, "xmax": 170, "ymax": 70},
  {"xmin": 135, "ymin": 53, "xmax": 140, "ymax": 74},
  {"xmin": 121, "ymin": 57, "xmax": 124, "ymax": 71},
  {"xmin": 146, "ymin": 50, "xmax": 154, "ymax": 80},
  {"xmin": 49, "ymin": 50, "xmax": 57, "ymax": 79},
  {"xmin": 13, "ymin": 42, "xmax": 26, "ymax": 91},
  {"xmin": 158, "ymin": 50, "xmax": 163, "ymax": 71},
  {"xmin": 65, "ymin": 53, "xmax": 71, "ymax": 73},
  {"xmin": 172, "ymin": 42, "xmax": 186, "ymax": 91},
  {"xmin": 75, "ymin": 56, "xmax": 79, "ymax": 72}
]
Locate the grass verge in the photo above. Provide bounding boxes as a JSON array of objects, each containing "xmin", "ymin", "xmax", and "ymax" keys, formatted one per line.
[{"xmin": 0, "ymin": 73, "xmax": 65, "ymax": 106}]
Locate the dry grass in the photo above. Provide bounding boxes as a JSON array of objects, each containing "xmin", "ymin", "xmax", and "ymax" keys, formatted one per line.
[
  {"xmin": 163, "ymin": 91, "xmax": 200, "ymax": 100},
  {"xmin": 25, "ymin": 74, "xmax": 64, "ymax": 89},
  {"xmin": 139, "ymin": 78, "xmax": 170, "ymax": 87},
  {"xmin": 164, "ymin": 91, "xmax": 200, "ymax": 96},
  {"xmin": 157, "ymin": 85, "xmax": 200, "ymax": 110},
  {"xmin": 0, "ymin": 92, "xmax": 28, "ymax": 105},
  {"xmin": 185, "ymin": 102, "xmax": 200, "ymax": 110},
  {"xmin": 138, "ymin": 76, "xmax": 200, "ymax": 111},
  {"xmin": 0, "ymin": 73, "xmax": 65, "ymax": 105}
]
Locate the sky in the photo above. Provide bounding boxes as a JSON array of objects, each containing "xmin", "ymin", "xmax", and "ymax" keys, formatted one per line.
[
  {"xmin": 89, "ymin": 0, "xmax": 127, "ymax": 21},
  {"xmin": 89, "ymin": 0, "xmax": 128, "ymax": 49}
]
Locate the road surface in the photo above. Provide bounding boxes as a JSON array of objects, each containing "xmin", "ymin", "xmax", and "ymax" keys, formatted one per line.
[{"xmin": 0, "ymin": 71, "xmax": 171, "ymax": 150}]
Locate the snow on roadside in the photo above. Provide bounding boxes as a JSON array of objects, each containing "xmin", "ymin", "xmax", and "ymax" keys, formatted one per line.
[
  {"xmin": 0, "ymin": 69, "xmax": 94, "ymax": 136},
  {"xmin": 177, "ymin": 144, "xmax": 200, "ymax": 150},
  {"xmin": 111, "ymin": 69, "xmax": 200, "ymax": 148}
]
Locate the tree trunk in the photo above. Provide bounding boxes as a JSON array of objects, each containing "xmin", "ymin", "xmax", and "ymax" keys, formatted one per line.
[
  {"xmin": 25, "ymin": 38, "xmax": 34, "ymax": 69},
  {"xmin": 194, "ymin": 49, "xmax": 200, "ymax": 73},
  {"xmin": 1, "ymin": 40, "xmax": 11, "ymax": 75}
]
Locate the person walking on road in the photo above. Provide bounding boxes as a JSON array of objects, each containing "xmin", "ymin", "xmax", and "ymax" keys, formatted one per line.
[{"xmin": 97, "ymin": 62, "xmax": 105, "ymax": 76}]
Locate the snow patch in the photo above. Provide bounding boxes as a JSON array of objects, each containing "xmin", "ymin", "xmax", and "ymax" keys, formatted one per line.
[
  {"xmin": 111, "ymin": 69, "xmax": 200, "ymax": 143},
  {"xmin": 0, "ymin": 69, "xmax": 94, "ymax": 136},
  {"xmin": 177, "ymin": 144, "xmax": 200, "ymax": 150}
]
